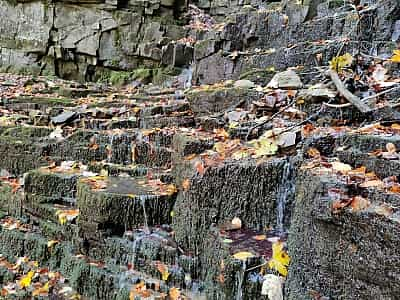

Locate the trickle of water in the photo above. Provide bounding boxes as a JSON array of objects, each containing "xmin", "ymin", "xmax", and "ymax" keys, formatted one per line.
[
  {"xmin": 276, "ymin": 158, "xmax": 296, "ymax": 234},
  {"xmin": 139, "ymin": 195, "xmax": 150, "ymax": 234},
  {"xmin": 235, "ymin": 260, "xmax": 247, "ymax": 300}
]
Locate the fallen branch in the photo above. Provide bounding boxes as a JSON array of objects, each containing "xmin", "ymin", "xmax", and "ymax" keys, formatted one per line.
[{"xmin": 327, "ymin": 69, "xmax": 372, "ymax": 113}]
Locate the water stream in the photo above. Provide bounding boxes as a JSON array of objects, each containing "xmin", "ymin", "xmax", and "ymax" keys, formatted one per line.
[
  {"xmin": 275, "ymin": 158, "xmax": 296, "ymax": 235},
  {"xmin": 235, "ymin": 260, "xmax": 247, "ymax": 300}
]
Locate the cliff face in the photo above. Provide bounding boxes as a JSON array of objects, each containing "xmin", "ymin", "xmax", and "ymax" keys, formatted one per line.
[{"xmin": 1, "ymin": 0, "xmax": 399, "ymax": 84}]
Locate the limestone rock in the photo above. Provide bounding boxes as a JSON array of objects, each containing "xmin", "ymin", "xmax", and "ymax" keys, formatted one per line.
[
  {"xmin": 233, "ymin": 79, "xmax": 255, "ymax": 89},
  {"xmin": 267, "ymin": 70, "xmax": 303, "ymax": 89}
]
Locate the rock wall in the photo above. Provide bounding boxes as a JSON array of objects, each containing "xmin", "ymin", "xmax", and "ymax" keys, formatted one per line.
[{"xmin": 1, "ymin": 0, "xmax": 399, "ymax": 84}]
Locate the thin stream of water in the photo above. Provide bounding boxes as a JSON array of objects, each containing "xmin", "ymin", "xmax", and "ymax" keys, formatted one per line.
[{"xmin": 276, "ymin": 158, "xmax": 296, "ymax": 234}]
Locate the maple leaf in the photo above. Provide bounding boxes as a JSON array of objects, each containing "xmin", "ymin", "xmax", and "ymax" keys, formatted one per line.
[
  {"xmin": 329, "ymin": 53, "xmax": 353, "ymax": 73},
  {"xmin": 268, "ymin": 241, "xmax": 290, "ymax": 276},
  {"xmin": 390, "ymin": 49, "xmax": 400, "ymax": 63},
  {"xmin": 18, "ymin": 270, "xmax": 35, "ymax": 289}
]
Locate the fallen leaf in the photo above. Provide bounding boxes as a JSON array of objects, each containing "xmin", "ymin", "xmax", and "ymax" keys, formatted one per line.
[
  {"xmin": 18, "ymin": 270, "xmax": 35, "ymax": 289},
  {"xmin": 156, "ymin": 262, "xmax": 170, "ymax": 281},
  {"xmin": 182, "ymin": 179, "xmax": 190, "ymax": 191},
  {"xmin": 307, "ymin": 148, "xmax": 320, "ymax": 158},
  {"xmin": 268, "ymin": 241, "xmax": 290, "ymax": 276},
  {"xmin": 386, "ymin": 142, "xmax": 397, "ymax": 154},
  {"xmin": 331, "ymin": 161, "xmax": 352, "ymax": 173},
  {"xmin": 233, "ymin": 251, "xmax": 254, "ymax": 261},
  {"xmin": 359, "ymin": 180, "xmax": 384, "ymax": 188},
  {"xmin": 32, "ymin": 282, "xmax": 50, "ymax": 297},
  {"xmin": 390, "ymin": 49, "xmax": 400, "ymax": 63},
  {"xmin": 195, "ymin": 160, "xmax": 205, "ymax": 175},
  {"xmin": 253, "ymin": 235, "xmax": 267, "ymax": 241},
  {"xmin": 169, "ymin": 287, "xmax": 181, "ymax": 300},
  {"xmin": 329, "ymin": 53, "xmax": 353, "ymax": 73},
  {"xmin": 47, "ymin": 240, "xmax": 59, "ymax": 248},
  {"xmin": 374, "ymin": 203, "xmax": 394, "ymax": 217},
  {"xmin": 350, "ymin": 196, "xmax": 370, "ymax": 211}
]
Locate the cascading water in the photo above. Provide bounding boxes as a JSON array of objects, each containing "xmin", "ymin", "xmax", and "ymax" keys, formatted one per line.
[{"xmin": 275, "ymin": 157, "xmax": 296, "ymax": 235}]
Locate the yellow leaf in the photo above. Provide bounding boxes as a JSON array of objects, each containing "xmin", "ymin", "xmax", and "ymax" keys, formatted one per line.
[
  {"xmin": 329, "ymin": 53, "xmax": 353, "ymax": 73},
  {"xmin": 169, "ymin": 287, "xmax": 180, "ymax": 300},
  {"xmin": 390, "ymin": 49, "xmax": 400, "ymax": 63},
  {"xmin": 232, "ymin": 251, "xmax": 254, "ymax": 260},
  {"xmin": 156, "ymin": 262, "xmax": 170, "ymax": 281},
  {"xmin": 268, "ymin": 241, "xmax": 290, "ymax": 276},
  {"xmin": 161, "ymin": 270, "xmax": 170, "ymax": 281},
  {"xmin": 18, "ymin": 270, "xmax": 34, "ymax": 289}
]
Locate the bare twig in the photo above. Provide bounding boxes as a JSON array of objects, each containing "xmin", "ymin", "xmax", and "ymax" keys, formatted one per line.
[
  {"xmin": 245, "ymin": 99, "xmax": 296, "ymax": 141},
  {"xmin": 361, "ymin": 85, "xmax": 400, "ymax": 102},
  {"xmin": 327, "ymin": 69, "xmax": 372, "ymax": 113}
]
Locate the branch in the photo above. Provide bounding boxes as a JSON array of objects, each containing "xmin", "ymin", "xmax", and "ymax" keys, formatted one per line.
[{"xmin": 327, "ymin": 69, "xmax": 372, "ymax": 113}]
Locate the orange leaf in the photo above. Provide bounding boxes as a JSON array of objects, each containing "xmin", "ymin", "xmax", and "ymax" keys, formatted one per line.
[
  {"xmin": 182, "ymin": 179, "xmax": 190, "ymax": 191},
  {"xmin": 169, "ymin": 287, "xmax": 181, "ymax": 300},
  {"xmin": 195, "ymin": 160, "xmax": 205, "ymax": 175},
  {"xmin": 307, "ymin": 147, "xmax": 320, "ymax": 158}
]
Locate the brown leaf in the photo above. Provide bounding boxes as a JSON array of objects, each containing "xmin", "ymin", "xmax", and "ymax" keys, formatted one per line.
[
  {"xmin": 332, "ymin": 198, "xmax": 352, "ymax": 212},
  {"xmin": 350, "ymin": 196, "xmax": 370, "ymax": 211},
  {"xmin": 195, "ymin": 160, "xmax": 205, "ymax": 175}
]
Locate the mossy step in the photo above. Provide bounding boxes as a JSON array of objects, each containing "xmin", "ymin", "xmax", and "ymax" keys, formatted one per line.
[{"xmin": 77, "ymin": 176, "xmax": 177, "ymax": 242}]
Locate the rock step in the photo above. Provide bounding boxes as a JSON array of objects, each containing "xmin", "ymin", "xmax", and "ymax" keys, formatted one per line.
[
  {"xmin": 172, "ymin": 155, "xmax": 298, "ymax": 253},
  {"xmin": 0, "ymin": 218, "xmax": 203, "ymax": 299},
  {"xmin": 77, "ymin": 176, "xmax": 177, "ymax": 244},
  {"xmin": 286, "ymin": 167, "xmax": 400, "ymax": 300}
]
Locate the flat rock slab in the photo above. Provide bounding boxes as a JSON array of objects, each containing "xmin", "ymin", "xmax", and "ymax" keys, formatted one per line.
[{"xmin": 77, "ymin": 176, "xmax": 177, "ymax": 241}]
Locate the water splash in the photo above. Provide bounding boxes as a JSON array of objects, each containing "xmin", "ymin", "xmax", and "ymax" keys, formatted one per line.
[{"xmin": 276, "ymin": 158, "xmax": 296, "ymax": 234}]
